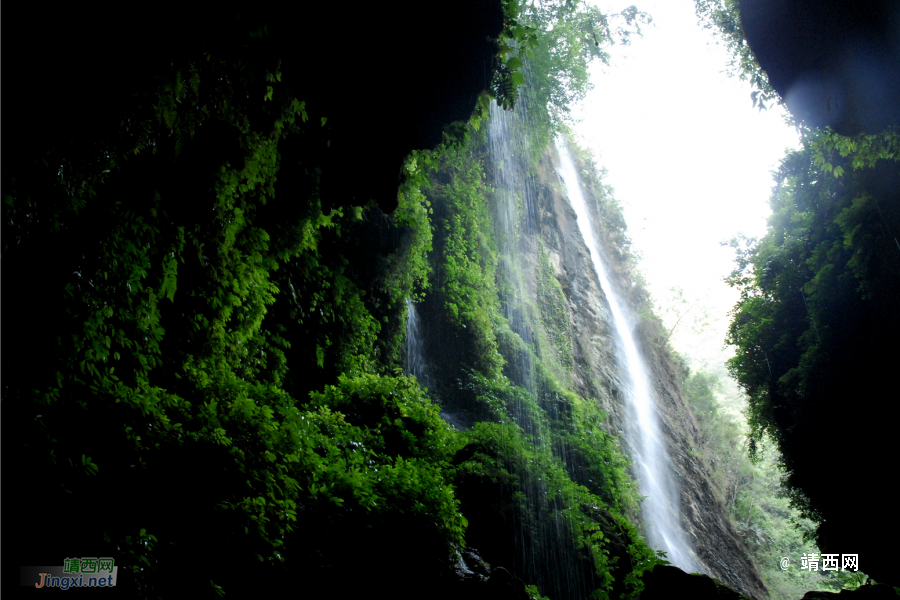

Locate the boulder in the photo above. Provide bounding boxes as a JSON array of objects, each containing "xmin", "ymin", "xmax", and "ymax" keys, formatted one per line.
[
  {"xmin": 640, "ymin": 565, "xmax": 755, "ymax": 600},
  {"xmin": 801, "ymin": 584, "xmax": 900, "ymax": 600}
]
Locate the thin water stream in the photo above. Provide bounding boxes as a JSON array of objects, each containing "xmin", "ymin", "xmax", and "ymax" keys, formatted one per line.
[
  {"xmin": 488, "ymin": 100, "xmax": 586, "ymax": 599},
  {"xmin": 405, "ymin": 298, "xmax": 429, "ymax": 387},
  {"xmin": 555, "ymin": 138, "xmax": 700, "ymax": 573}
]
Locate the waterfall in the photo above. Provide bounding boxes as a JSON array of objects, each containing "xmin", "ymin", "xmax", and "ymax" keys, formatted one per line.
[
  {"xmin": 407, "ymin": 297, "xmax": 473, "ymax": 430},
  {"xmin": 405, "ymin": 298, "xmax": 428, "ymax": 386},
  {"xmin": 488, "ymin": 100, "xmax": 539, "ymax": 393},
  {"xmin": 406, "ymin": 298, "xmax": 425, "ymax": 382},
  {"xmin": 486, "ymin": 100, "xmax": 591, "ymax": 600},
  {"xmin": 555, "ymin": 138, "xmax": 700, "ymax": 573}
]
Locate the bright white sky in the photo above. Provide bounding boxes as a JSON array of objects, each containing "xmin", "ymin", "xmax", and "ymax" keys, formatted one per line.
[{"xmin": 571, "ymin": 0, "xmax": 800, "ymax": 371}]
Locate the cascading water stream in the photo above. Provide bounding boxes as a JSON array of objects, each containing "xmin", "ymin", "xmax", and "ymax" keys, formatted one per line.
[
  {"xmin": 486, "ymin": 100, "xmax": 591, "ymax": 600},
  {"xmin": 408, "ymin": 98, "xmax": 699, "ymax": 597},
  {"xmin": 555, "ymin": 138, "xmax": 700, "ymax": 573},
  {"xmin": 488, "ymin": 100, "xmax": 539, "ymax": 393},
  {"xmin": 407, "ymin": 298, "xmax": 473, "ymax": 430},
  {"xmin": 405, "ymin": 298, "xmax": 429, "ymax": 387}
]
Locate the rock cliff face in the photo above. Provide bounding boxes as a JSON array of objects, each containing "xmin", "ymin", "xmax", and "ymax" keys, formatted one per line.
[
  {"xmin": 407, "ymin": 99, "xmax": 768, "ymax": 598},
  {"xmin": 514, "ymin": 145, "xmax": 769, "ymax": 599}
]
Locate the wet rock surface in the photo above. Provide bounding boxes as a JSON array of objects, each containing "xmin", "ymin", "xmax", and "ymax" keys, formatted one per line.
[
  {"xmin": 444, "ymin": 550, "xmax": 533, "ymax": 600},
  {"xmin": 453, "ymin": 548, "xmax": 493, "ymax": 581},
  {"xmin": 424, "ymin": 129, "xmax": 771, "ymax": 598}
]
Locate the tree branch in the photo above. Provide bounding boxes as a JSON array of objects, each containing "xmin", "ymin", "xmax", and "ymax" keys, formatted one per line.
[{"xmin": 662, "ymin": 300, "xmax": 698, "ymax": 346}]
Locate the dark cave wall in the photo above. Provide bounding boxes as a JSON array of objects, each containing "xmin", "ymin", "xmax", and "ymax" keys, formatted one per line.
[
  {"xmin": 739, "ymin": 0, "xmax": 900, "ymax": 135},
  {"xmin": 5, "ymin": 1, "xmax": 504, "ymax": 214},
  {"xmin": 2, "ymin": 4, "xmax": 509, "ymax": 597}
]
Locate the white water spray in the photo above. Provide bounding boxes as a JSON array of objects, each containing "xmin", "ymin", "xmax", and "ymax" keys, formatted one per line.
[
  {"xmin": 405, "ymin": 298, "xmax": 429, "ymax": 388},
  {"xmin": 555, "ymin": 139, "xmax": 700, "ymax": 572}
]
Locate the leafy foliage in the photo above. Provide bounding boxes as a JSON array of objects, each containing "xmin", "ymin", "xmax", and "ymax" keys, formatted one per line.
[
  {"xmin": 497, "ymin": 3, "xmax": 651, "ymax": 155},
  {"xmin": 526, "ymin": 3, "xmax": 650, "ymax": 128},
  {"xmin": 426, "ymin": 143, "xmax": 507, "ymax": 379},
  {"xmin": 692, "ymin": 0, "xmax": 900, "ymax": 584},
  {"xmin": 536, "ymin": 241, "xmax": 574, "ymax": 369},
  {"xmin": 492, "ymin": 0, "xmax": 542, "ymax": 111},
  {"xmin": 693, "ymin": 0, "xmax": 779, "ymax": 110},
  {"xmin": 3, "ymin": 1, "xmax": 678, "ymax": 597},
  {"xmin": 808, "ymin": 127, "xmax": 900, "ymax": 178},
  {"xmin": 723, "ymin": 128, "xmax": 900, "ymax": 581},
  {"xmin": 681, "ymin": 369, "xmax": 874, "ymax": 599},
  {"xmin": 1, "ymin": 30, "xmax": 452, "ymax": 595},
  {"xmin": 305, "ymin": 373, "xmax": 468, "ymax": 546},
  {"xmin": 413, "ymin": 103, "xmax": 665, "ymax": 599}
]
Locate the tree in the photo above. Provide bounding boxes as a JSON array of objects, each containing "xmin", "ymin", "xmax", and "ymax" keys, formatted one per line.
[
  {"xmin": 693, "ymin": 0, "xmax": 778, "ymax": 111},
  {"xmin": 723, "ymin": 129, "xmax": 900, "ymax": 584}
]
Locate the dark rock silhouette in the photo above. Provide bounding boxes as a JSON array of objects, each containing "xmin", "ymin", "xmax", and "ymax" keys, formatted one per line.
[
  {"xmin": 740, "ymin": 0, "xmax": 900, "ymax": 135},
  {"xmin": 640, "ymin": 564, "xmax": 755, "ymax": 599},
  {"xmin": 5, "ymin": 1, "xmax": 503, "ymax": 214},
  {"xmin": 801, "ymin": 583, "xmax": 900, "ymax": 599}
]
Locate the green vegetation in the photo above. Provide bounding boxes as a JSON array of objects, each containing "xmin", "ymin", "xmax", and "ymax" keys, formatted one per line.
[
  {"xmin": 3, "ymin": 1, "xmax": 674, "ymax": 598},
  {"xmin": 680, "ymin": 369, "xmax": 876, "ymax": 599},
  {"xmin": 497, "ymin": 2, "xmax": 651, "ymax": 162},
  {"xmin": 4, "ymin": 43, "xmax": 455, "ymax": 592},
  {"xmin": 693, "ymin": 0, "xmax": 778, "ymax": 110},
  {"xmin": 690, "ymin": 0, "xmax": 900, "ymax": 586},
  {"xmin": 720, "ymin": 127, "xmax": 900, "ymax": 584},
  {"xmin": 537, "ymin": 242, "xmax": 574, "ymax": 369},
  {"xmin": 524, "ymin": 4, "xmax": 651, "ymax": 133},
  {"xmin": 416, "ymin": 114, "xmax": 664, "ymax": 598}
]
